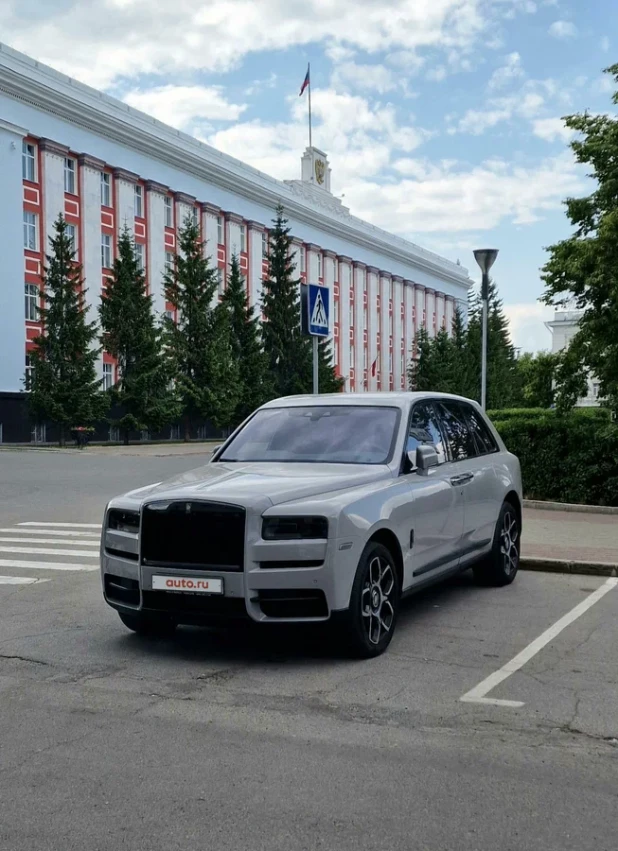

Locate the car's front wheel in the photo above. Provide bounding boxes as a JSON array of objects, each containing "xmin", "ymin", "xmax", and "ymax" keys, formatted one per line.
[
  {"xmin": 339, "ymin": 542, "xmax": 400, "ymax": 658},
  {"xmin": 118, "ymin": 611, "xmax": 177, "ymax": 637},
  {"xmin": 473, "ymin": 500, "xmax": 520, "ymax": 587}
]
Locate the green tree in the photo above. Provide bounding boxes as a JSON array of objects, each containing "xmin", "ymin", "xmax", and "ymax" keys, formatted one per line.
[
  {"xmin": 221, "ymin": 254, "xmax": 273, "ymax": 424},
  {"xmin": 164, "ymin": 218, "xmax": 240, "ymax": 439},
  {"xmin": 99, "ymin": 227, "xmax": 179, "ymax": 444},
  {"xmin": 408, "ymin": 327, "xmax": 438, "ymax": 391},
  {"xmin": 28, "ymin": 215, "xmax": 107, "ymax": 446},
  {"xmin": 450, "ymin": 306, "xmax": 474, "ymax": 398},
  {"xmin": 317, "ymin": 339, "xmax": 344, "ymax": 393},
  {"xmin": 541, "ymin": 63, "xmax": 618, "ymax": 414},
  {"xmin": 514, "ymin": 351, "xmax": 558, "ymax": 409}
]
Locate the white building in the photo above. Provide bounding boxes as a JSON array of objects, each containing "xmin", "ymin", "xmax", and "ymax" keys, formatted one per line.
[
  {"xmin": 545, "ymin": 306, "xmax": 600, "ymax": 406},
  {"xmin": 0, "ymin": 42, "xmax": 472, "ymax": 442}
]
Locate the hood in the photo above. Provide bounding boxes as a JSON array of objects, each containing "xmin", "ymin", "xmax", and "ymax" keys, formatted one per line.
[{"xmin": 122, "ymin": 461, "xmax": 393, "ymax": 508}]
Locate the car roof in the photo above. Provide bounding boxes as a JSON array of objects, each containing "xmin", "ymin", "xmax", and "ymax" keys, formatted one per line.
[{"xmin": 260, "ymin": 392, "xmax": 480, "ymax": 411}]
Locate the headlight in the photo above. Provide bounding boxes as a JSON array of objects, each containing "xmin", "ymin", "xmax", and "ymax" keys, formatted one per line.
[
  {"xmin": 262, "ymin": 516, "xmax": 328, "ymax": 540},
  {"xmin": 107, "ymin": 508, "xmax": 140, "ymax": 534}
]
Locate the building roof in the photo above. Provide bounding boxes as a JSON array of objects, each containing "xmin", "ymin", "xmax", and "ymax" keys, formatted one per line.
[{"xmin": 0, "ymin": 42, "xmax": 472, "ymax": 290}]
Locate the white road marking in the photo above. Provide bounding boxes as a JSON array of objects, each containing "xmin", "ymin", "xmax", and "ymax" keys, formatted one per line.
[
  {"xmin": 461, "ymin": 577, "xmax": 618, "ymax": 708},
  {"xmin": 0, "ymin": 546, "xmax": 98, "ymax": 558},
  {"xmin": 0, "ymin": 575, "xmax": 40, "ymax": 585},
  {"xmin": 0, "ymin": 559, "xmax": 98, "ymax": 572},
  {"xmin": 0, "ymin": 528, "xmax": 100, "ymax": 538},
  {"xmin": 18, "ymin": 522, "xmax": 101, "ymax": 529},
  {"xmin": 0, "ymin": 537, "xmax": 99, "ymax": 547}
]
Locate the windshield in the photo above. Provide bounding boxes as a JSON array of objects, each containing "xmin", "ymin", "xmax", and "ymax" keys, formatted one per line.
[{"xmin": 219, "ymin": 406, "xmax": 400, "ymax": 465}]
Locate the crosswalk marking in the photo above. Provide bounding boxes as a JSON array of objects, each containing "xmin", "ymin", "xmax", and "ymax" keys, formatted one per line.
[
  {"xmin": 0, "ymin": 558, "xmax": 98, "ymax": 572},
  {"xmin": 0, "ymin": 545, "xmax": 99, "ymax": 558},
  {"xmin": 0, "ymin": 537, "xmax": 99, "ymax": 547},
  {"xmin": 18, "ymin": 522, "xmax": 101, "ymax": 529},
  {"xmin": 0, "ymin": 575, "xmax": 41, "ymax": 585},
  {"xmin": 0, "ymin": 528, "xmax": 100, "ymax": 538}
]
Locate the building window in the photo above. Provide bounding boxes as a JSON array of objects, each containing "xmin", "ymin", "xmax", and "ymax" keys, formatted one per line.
[
  {"xmin": 164, "ymin": 309, "xmax": 174, "ymax": 322},
  {"xmin": 23, "ymin": 211, "xmax": 37, "ymax": 251},
  {"xmin": 262, "ymin": 232, "xmax": 268, "ymax": 258},
  {"xmin": 363, "ymin": 348, "xmax": 368, "ymax": 369},
  {"xmin": 102, "ymin": 363, "xmax": 113, "ymax": 391},
  {"xmin": 25, "ymin": 284, "xmax": 39, "ymax": 321},
  {"xmin": 164, "ymin": 196, "xmax": 173, "ymax": 228},
  {"xmin": 240, "ymin": 225, "xmax": 246, "ymax": 253},
  {"xmin": 22, "ymin": 142, "xmax": 36, "ymax": 182},
  {"xmin": 134, "ymin": 185, "xmax": 143, "ymax": 218},
  {"xmin": 350, "ymin": 344, "xmax": 355, "ymax": 367},
  {"xmin": 165, "ymin": 251, "xmax": 175, "ymax": 274},
  {"xmin": 135, "ymin": 242, "xmax": 145, "ymax": 271},
  {"xmin": 317, "ymin": 253, "xmax": 322, "ymax": 279},
  {"xmin": 101, "ymin": 233, "xmax": 112, "ymax": 269},
  {"xmin": 389, "ymin": 351, "xmax": 393, "ymax": 374},
  {"xmin": 64, "ymin": 158, "xmax": 76, "ymax": 194},
  {"xmin": 217, "ymin": 216, "xmax": 224, "ymax": 245},
  {"xmin": 101, "ymin": 172, "xmax": 111, "ymax": 207},
  {"xmin": 592, "ymin": 382, "xmax": 600, "ymax": 398},
  {"xmin": 25, "ymin": 354, "xmax": 34, "ymax": 389},
  {"xmin": 217, "ymin": 267, "xmax": 224, "ymax": 294},
  {"xmin": 65, "ymin": 223, "xmax": 77, "ymax": 253},
  {"xmin": 300, "ymin": 248, "xmax": 306, "ymax": 274},
  {"xmin": 334, "ymin": 300, "xmax": 339, "ymax": 324},
  {"xmin": 191, "ymin": 206, "xmax": 199, "ymax": 226}
]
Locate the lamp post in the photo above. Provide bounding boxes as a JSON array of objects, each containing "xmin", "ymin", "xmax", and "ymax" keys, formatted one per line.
[{"xmin": 473, "ymin": 249, "xmax": 499, "ymax": 410}]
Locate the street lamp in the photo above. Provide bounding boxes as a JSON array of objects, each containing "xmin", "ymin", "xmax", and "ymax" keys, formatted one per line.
[{"xmin": 473, "ymin": 248, "xmax": 499, "ymax": 410}]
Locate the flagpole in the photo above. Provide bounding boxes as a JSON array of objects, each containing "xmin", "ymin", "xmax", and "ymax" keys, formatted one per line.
[{"xmin": 308, "ymin": 62, "xmax": 312, "ymax": 149}]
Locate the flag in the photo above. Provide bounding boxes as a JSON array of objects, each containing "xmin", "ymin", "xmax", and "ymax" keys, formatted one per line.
[
  {"xmin": 371, "ymin": 358, "xmax": 377, "ymax": 377},
  {"xmin": 299, "ymin": 65, "xmax": 310, "ymax": 96}
]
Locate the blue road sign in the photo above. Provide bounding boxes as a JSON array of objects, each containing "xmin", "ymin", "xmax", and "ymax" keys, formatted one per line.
[{"xmin": 307, "ymin": 283, "xmax": 330, "ymax": 337}]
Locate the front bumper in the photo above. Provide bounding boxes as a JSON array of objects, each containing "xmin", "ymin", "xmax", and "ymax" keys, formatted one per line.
[{"xmin": 101, "ymin": 535, "xmax": 361, "ymax": 624}]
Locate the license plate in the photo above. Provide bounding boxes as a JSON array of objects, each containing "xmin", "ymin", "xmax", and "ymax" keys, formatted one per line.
[{"xmin": 152, "ymin": 575, "xmax": 224, "ymax": 595}]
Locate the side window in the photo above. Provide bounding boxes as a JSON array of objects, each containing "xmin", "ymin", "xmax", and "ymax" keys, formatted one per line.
[
  {"xmin": 406, "ymin": 402, "xmax": 446, "ymax": 465},
  {"xmin": 463, "ymin": 404, "xmax": 498, "ymax": 455},
  {"xmin": 435, "ymin": 401, "xmax": 477, "ymax": 461}
]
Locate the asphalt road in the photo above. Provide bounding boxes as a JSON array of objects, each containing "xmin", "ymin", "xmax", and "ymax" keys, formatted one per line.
[{"xmin": 0, "ymin": 449, "xmax": 617, "ymax": 851}]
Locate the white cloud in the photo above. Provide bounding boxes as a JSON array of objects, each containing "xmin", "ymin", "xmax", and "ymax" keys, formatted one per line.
[
  {"xmin": 532, "ymin": 117, "xmax": 573, "ymax": 143},
  {"xmin": 123, "ymin": 85, "xmax": 246, "ymax": 128},
  {"xmin": 454, "ymin": 89, "xmax": 545, "ymax": 134},
  {"xmin": 548, "ymin": 20, "xmax": 578, "ymax": 39},
  {"xmin": 504, "ymin": 302, "xmax": 553, "ymax": 352},
  {"xmin": 1, "ymin": 0, "xmax": 535, "ymax": 89},
  {"xmin": 331, "ymin": 61, "xmax": 396, "ymax": 94},
  {"xmin": 487, "ymin": 52, "xmax": 524, "ymax": 90},
  {"xmin": 601, "ymin": 36, "xmax": 610, "ymax": 52}
]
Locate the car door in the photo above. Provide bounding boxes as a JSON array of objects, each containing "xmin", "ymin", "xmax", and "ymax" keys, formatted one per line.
[
  {"xmin": 433, "ymin": 400, "xmax": 501, "ymax": 563},
  {"xmin": 402, "ymin": 400, "xmax": 465, "ymax": 584}
]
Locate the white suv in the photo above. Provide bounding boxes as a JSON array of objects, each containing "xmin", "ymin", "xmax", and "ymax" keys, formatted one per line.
[{"xmin": 101, "ymin": 393, "xmax": 522, "ymax": 657}]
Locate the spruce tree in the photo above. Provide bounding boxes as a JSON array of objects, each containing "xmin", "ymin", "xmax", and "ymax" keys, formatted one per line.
[
  {"xmin": 164, "ymin": 217, "xmax": 240, "ymax": 439},
  {"xmin": 317, "ymin": 339, "xmax": 344, "ymax": 393},
  {"xmin": 262, "ymin": 205, "xmax": 311, "ymax": 396},
  {"xmin": 221, "ymin": 254, "xmax": 272, "ymax": 425},
  {"xmin": 450, "ymin": 306, "xmax": 474, "ymax": 398},
  {"xmin": 99, "ymin": 227, "xmax": 179, "ymax": 444},
  {"xmin": 408, "ymin": 327, "xmax": 437, "ymax": 391},
  {"xmin": 29, "ymin": 215, "xmax": 107, "ymax": 446}
]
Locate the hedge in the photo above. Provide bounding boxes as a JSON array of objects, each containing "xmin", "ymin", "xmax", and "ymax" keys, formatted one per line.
[{"xmin": 489, "ymin": 409, "xmax": 618, "ymax": 507}]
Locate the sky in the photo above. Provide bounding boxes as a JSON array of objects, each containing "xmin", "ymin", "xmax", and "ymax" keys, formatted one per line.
[{"xmin": 2, "ymin": 0, "xmax": 617, "ymax": 352}]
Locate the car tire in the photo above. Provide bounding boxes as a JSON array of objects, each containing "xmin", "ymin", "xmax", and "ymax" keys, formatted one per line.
[
  {"xmin": 118, "ymin": 611, "xmax": 177, "ymax": 637},
  {"xmin": 339, "ymin": 541, "xmax": 400, "ymax": 659},
  {"xmin": 473, "ymin": 501, "xmax": 520, "ymax": 587}
]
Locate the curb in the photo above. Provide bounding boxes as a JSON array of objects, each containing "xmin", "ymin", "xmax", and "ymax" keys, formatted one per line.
[
  {"xmin": 521, "ymin": 557, "xmax": 618, "ymax": 577},
  {"xmin": 523, "ymin": 499, "xmax": 618, "ymax": 515}
]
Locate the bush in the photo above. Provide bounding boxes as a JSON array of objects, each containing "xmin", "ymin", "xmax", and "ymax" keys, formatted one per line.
[{"xmin": 489, "ymin": 409, "xmax": 618, "ymax": 506}]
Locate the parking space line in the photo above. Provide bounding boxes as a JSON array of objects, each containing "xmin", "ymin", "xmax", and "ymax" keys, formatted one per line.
[
  {"xmin": 461, "ymin": 577, "xmax": 618, "ymax": 708},
  {"xmin": 0, "ymin": 528, "xmax": 100, "ymax": 538},
  {"xmin": 0, "ymin": 559, "xmax": 98, "ymax": 572},
  {"xmin": 0, "ymin": 575, "xmax": 40, "ymax": 585},
  {"xmin": 0, "ymin": 537, "xmax": 99, "ymax": 547},
  {"xmin": 17, "ymin": 522, "xmax": 101, "ymax": 529},
  {"xmin": 0, "ymin": 546, "xmax": 98, "ymax": 558}
]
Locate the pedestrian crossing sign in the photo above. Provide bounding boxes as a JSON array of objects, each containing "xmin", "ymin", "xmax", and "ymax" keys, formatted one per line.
[{"xmin": 307, "ymin": 283, "xmax": 330, "ymax": 337}]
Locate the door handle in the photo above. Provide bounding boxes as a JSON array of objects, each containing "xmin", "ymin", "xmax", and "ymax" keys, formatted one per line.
[{"xmin": 450, "ymin": 473, "xmax": 474, "ymax": 486}]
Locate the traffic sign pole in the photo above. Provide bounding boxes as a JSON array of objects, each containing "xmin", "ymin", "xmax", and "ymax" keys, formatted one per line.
[{"xmin": 313, "ymin": 336, "xmax": 318, "ymax": 395}]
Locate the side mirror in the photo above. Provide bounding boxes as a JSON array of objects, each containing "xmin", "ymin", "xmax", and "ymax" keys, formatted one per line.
[
  {"xmin": 413, "ymin": 444, "xmax": 438, "ymax": 476},
  {"xmin": 210, "ymin": 445, "xmax": 222, "ymax": 459}
]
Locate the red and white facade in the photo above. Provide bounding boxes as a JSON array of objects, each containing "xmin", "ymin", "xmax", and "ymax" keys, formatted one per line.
[{"xmin": 0, "ymin": 43, "xmax": 471, "ymax": 440}]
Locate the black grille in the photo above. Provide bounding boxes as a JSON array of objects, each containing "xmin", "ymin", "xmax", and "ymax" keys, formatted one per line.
[
  {"xmin": 254, "ymin": 589, "xmax": 328, "ymax": 619},
  {"xmin": 142, "ymin": 591, "xmax": 247, "ymax": 620},
  {"xmin": 105, "ymin": 574, "xmax": 140, "ymax": 607},
  {"xmin": 141, "ymin": 500, "xmax": 245, "ymax": 571}
]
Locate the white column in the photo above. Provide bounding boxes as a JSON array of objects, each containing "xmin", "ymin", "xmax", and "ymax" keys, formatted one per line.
[
  {"xmin": 78, "ymin": 154, "xmax": 105, "ymax": 377},
  {"xmin": 404, "ymin": 281, "xmax": 414, "ymax": 388},
  {"xmin": 392, "ymin": 276, "xmax": 404, "ymax": 390},
  {"xmin": 425, "ymin": 289, "xmax": 436, "ymax": 338},
  {"xmin": 226, "ymin": 212, "xmax": 242, "ymax": 259},
  {"xmin": 445, "ymin": 296, "xmax": 455, "ymax": 336},
  {"xmin": 416, "ymin": 285, "xmax": 426, "ymax": 332},
  {"xmin": 338, "ymin": 257, "xmax": 352, "ymax": 391},
  {"xmin": 306, "ymin": 243, "xmax": 321, "ymax": 283},
  {"xmin": 365, "ymin": 267, "xmax": 379, "ymax": 391},
  {"xmin": 436, "ymin": 292, "xmax": 446, "ymax": 332},
  {"xmin": 323, "ymin": 250, "xmax": 336, "ymax": 364},
  {"xmin": 114, "ymin": 168, "xmax": 138, "ymax": 237},
  {"xmin": 174, "ymin": 192, "xmax": 196, "ymax": 235},
  {"xmin": 40, "ymin": 138, "xmax": 68, "ymax": 247},
  {"xmin": 379, "ymin": 272, "xmax": 390, "ymax": 390},
  {"xmin": 353, "ymin": 263, "xmax": 366, "ymax": 391},
  {"xmin": 0, "ymin": 120, "xmax": 28, "ymax": 393},
  {"xmin": 145, "ymin": 180, "xmax": 168, "ymax": 317},
  {"xmin": 248, "ymin": 221, "xmax": 266, "ymax": 312}
]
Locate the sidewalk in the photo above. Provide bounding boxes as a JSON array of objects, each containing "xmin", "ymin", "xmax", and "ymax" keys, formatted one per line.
[{"xmin": 522, "ymin": 506, "xmax": 618, "ymax": 571}]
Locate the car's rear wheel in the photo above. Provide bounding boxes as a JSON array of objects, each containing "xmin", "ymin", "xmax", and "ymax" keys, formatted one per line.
[
  {"xmin": 339, "ymin": 542, "xmax": 400, "ymax": 658},
  {"xmin": 473, "ymin": 501, "xmax": 520, "ymax": 587},
  {"xmin": 118, "ymin": 611, "xmax": 177, "ymax": 637}
]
